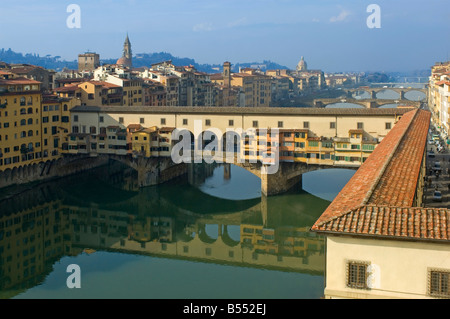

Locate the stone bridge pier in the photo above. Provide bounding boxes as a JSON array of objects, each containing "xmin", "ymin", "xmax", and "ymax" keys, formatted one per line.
[
  {"xmin": 260, "ymin": 161, "xmax": 322, "ymax": 196},
  {"xmin": 234, "ymin": 161, "xmax": 324, "ymax": 196},
  {"xmin": 109, "ymin": 154, "xmax": 342, "ymax": 196},
  {"xmin": 108, "ymin": 155, "xmax": 188, "ymax": 188}
]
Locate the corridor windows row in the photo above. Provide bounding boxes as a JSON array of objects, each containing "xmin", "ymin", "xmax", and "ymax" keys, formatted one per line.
[{"xmin": 346, "ymin": 260, "xmax": 450, "ymax": 298}]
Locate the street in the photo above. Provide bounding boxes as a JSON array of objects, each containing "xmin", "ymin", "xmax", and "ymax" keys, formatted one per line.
[{"xmin": 423, "ymin": 132, "xmax": 450, "ymax": 208}]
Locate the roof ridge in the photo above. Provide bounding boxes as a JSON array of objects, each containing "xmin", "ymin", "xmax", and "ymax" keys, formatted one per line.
[
  {"xmin": 363, "ymin": 108, "xmax": 418, "ymax": 205},
  {"xmin": 312, "ymin": 109, "xmax": 419, "ymax": 228}
]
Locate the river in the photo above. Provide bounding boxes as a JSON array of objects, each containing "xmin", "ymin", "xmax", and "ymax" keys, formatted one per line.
[{"xmin": 0, "ymin": 161, "xmax": 355, "ymax": 299}]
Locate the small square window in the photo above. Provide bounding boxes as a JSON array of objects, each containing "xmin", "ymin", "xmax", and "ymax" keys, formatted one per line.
[
  {"xmin": 347, "ymin": 261, "xmax": 369, "ymax": 289},
  {"xmin": 161, "ymin": 118, "xmax": 166, "ymax": 125},
  {"xmin": 205, "ymin": 119, "xmax": 211, "ymax": 126},
  {"xmin": 385, "ymin": 122, "xmax": 392, "ymax": 130},
  {"xmin": 140, "ymin": 118, "xmax": 144, "ymax": 124},
  {"xmin": 278, "ymin": 121, "xmax": 283, "ymax": 128},
  {"xmin": 253, "ymin": 121, "xmax": 258, "ymax": 128},
  {"xmin": 229, "ymin": 119, "xmax": 234, "ymax": 126},
  {"xmin": 330, "ymin": 122, "xmax": 336, "ymax": 129},
  {"xmin": 183, "ymin": 119, "xmax": 188, "ymax": 125},
  {"xmin": 357, "ymin": 122, "xmax": 364, "ymax": 129},
  {"xmin": 429, "ymin": 269, "xmax": 450, "ymax": 298},
  {"xmin": 303, "ymin": 121, "xmax": 309, "ymax": 129}
]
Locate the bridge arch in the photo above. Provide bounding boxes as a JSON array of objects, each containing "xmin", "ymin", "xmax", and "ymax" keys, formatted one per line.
[
  {"xmin": 198, "ymin": 223, "xmax": 217, "ymax": 244},
  {"xmin": 374, "ymin": 89, "xmax": 401, "ymax": 99},
  {"xmin": 221, "ymin": 225, "xmax": 240, "ymax": 247},
  {"xmin": 403, "ymin": 90, "xmax": 427, "ymax": 101}
]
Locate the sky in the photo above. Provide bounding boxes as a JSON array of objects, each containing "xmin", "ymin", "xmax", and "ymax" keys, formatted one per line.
[{"xmin": 0, "ymin": 0, "xmax": 449, "ymax": 72}]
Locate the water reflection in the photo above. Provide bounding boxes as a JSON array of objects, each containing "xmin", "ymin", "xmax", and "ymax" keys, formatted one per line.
[{"xmin": 0, "ymin": 161, "xmax": 343, "ymax": 299}]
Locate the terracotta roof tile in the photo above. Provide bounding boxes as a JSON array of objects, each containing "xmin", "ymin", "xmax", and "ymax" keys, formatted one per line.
[
  {"xmin": 313, "ymin": 206, "xmax": 449, "ymax": 242},
  {"xmin": 310, "ymin": 109, "xmax": 450, "ymax": 242}
]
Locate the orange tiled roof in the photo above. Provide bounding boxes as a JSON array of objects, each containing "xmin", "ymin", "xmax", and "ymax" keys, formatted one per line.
[
  {"xmin": 0, "ymin": 77, "xmax": 41, "ymax": 85},
  {"xmin": 127, "ymin": 124, "xmax": 142, "ymax": 129},
  {"xmin": 159, "ymin": 127, "xmax": 176, "ymax": 132},
  {"xmin": 310, "ymin": 109, "xmax": 450, "ymax": 242},
  {"xmin": 368, "ymin": 110, "xmax": 430, "ymax": 207},
  {"xmin": 54, "ymin": 85, "xmax": 79, "ymax": 92},
  {"xmin": 313, "ymin": 206, "xmax": 449, "ymax": 241}
]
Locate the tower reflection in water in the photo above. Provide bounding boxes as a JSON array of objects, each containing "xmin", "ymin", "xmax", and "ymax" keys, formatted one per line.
[{"xmin": 0, "ymin": 161, "xmax": 330, "ymax": 298}]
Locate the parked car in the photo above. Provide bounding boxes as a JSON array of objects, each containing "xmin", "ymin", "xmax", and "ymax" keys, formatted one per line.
[
  {"xmin": 428, "ymin": 150, "xmax": 435, "ymax": 158},
  {"xmin": 433, "ymin": 191, "xmax": 442, "ymax": 202},
  {"xmin": 429, "ymin": 139, "xmax": 434, "ymax": 145},
  {"xmin": 433, "ymin": 162, "xmax": 442, "ymax": 172}
]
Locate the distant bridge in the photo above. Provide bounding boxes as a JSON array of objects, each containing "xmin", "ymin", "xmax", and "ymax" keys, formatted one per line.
[
  {"xmin": 345, "ymin": 86, "xmax": 427, "ymax": 100},
  {"xmin": 314, "ymin": 98, "xmax": 423, "ymax": 109}
]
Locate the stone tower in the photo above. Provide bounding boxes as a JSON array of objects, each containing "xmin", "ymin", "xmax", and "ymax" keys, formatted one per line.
[
  {"xmin": 123, "ymin": 34, "xmax": 132, "ymax": 61},
  {"xmin": 223, "ymin": 61, "xmax": 231, "ymax": 88},
  {"xmin": 222, "ymin": 61, "xmax": 232, "ymax": 106},
  {"xmin": 116, "ymin": 34, "xmax": 133, "ymax": 68}
]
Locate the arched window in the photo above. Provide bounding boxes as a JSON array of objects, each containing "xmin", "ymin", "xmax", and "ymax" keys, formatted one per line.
[
  {"xmin": 20, "ymin": 131, "xmax": 26, "ymax": 138},
  {"xmin": 27, "ymin": 118, "xmax": 33, "ymax": 125},
  {"xmin": 63, "ymin": 104, "xmax": 68, "ymax": 111},
  {"xmin": 20, "ymin": 108, "xmax": 26, "ymax": 115},
  {"xmin": 28, "ymin": 130, "xmax": 33, "ymax": 137},
  {"xmin": 20, "ymin": 97, "xmax": 26, "ymax": 106},
  {"xmin": 27, "ymin": 107, "xmax": 33, "ymax": 114},
  {"xmin": 27, "ymin": 97, "xmax": 32, "ymax": 105},
  {"xmin": 20, "ymin": 119, "xmax": 26, "ymax": 126}
]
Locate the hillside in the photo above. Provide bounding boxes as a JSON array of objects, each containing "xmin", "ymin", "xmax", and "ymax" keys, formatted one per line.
[{"xmin": 0, "ymin": 48, "xmax": 289, "ymax": 73}]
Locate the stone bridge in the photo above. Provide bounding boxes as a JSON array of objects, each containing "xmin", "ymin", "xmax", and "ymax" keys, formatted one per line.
[
  {"xmin": 344, "ymin": 86, "xmax": 427, "ymax": 100},
  {"xmin": 314, "ymin": 98, "xmax": 423, "ymax": 109},
  {"xmin": 106, "ymin": 152, "xmax": 357, "ymax": 197}
]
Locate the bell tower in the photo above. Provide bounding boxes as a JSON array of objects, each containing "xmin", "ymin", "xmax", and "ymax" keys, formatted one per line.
[
  {"xmin": 223, "ymin": 61, "xmax": 231, "ymax": 88},
  {"xmin": 123, "ymin": 34, "xmax": 132, "ymax": 61}
]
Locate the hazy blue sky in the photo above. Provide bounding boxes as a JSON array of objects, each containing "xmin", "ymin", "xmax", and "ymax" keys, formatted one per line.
[{"xmin": 0, "ymin": 0, "xmax": 448, "ymax": 72}]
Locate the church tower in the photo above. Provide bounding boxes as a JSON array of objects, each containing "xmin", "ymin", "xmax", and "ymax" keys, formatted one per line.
[
  {"xmin": 116, "ymin": 34, "xmax": 133, "ymax": 68},
  {"xmin": 223, "ymin": 61, "xmax": 231, "ymax": 88},
  {"xmin": 123, "ymin": 34, "xmax": 132, "ymax": 61}
]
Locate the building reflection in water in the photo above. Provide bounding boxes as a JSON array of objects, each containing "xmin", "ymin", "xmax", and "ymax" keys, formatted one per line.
[{"xmin": 0, "ymin": 161, "xmax": 327, "ymax": 297}]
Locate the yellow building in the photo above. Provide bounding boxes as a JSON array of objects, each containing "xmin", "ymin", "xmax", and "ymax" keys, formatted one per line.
[
  {"xmin": 41, "ymin": 94, "xmax": 77, "ymax": 158},
  {"xmin": 0, "ymin": 199, "xmax": 72, "ymax": 292},
  {"xmin": 0, "ymin": 77, "xmax": 43, "ymax": 171},
  {"xmin": 132, "ymin": 126, "xmax": 158, "ymax": 157},
  {"xmin": 230, "ymin": 70, "xmax": 272, "ymax": 107},
  {"xmin": 77, "ymin": 81, "xmax": 123, "ymax": 107},
  {"xmin": 211, "ymin": 65, "xmax": 271, "ymax": 107}
]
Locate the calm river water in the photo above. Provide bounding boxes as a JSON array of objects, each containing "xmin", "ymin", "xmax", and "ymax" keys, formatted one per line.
[{"xmin": 0, "ymin": 162, "xmax": 355, "ymax": 299}]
